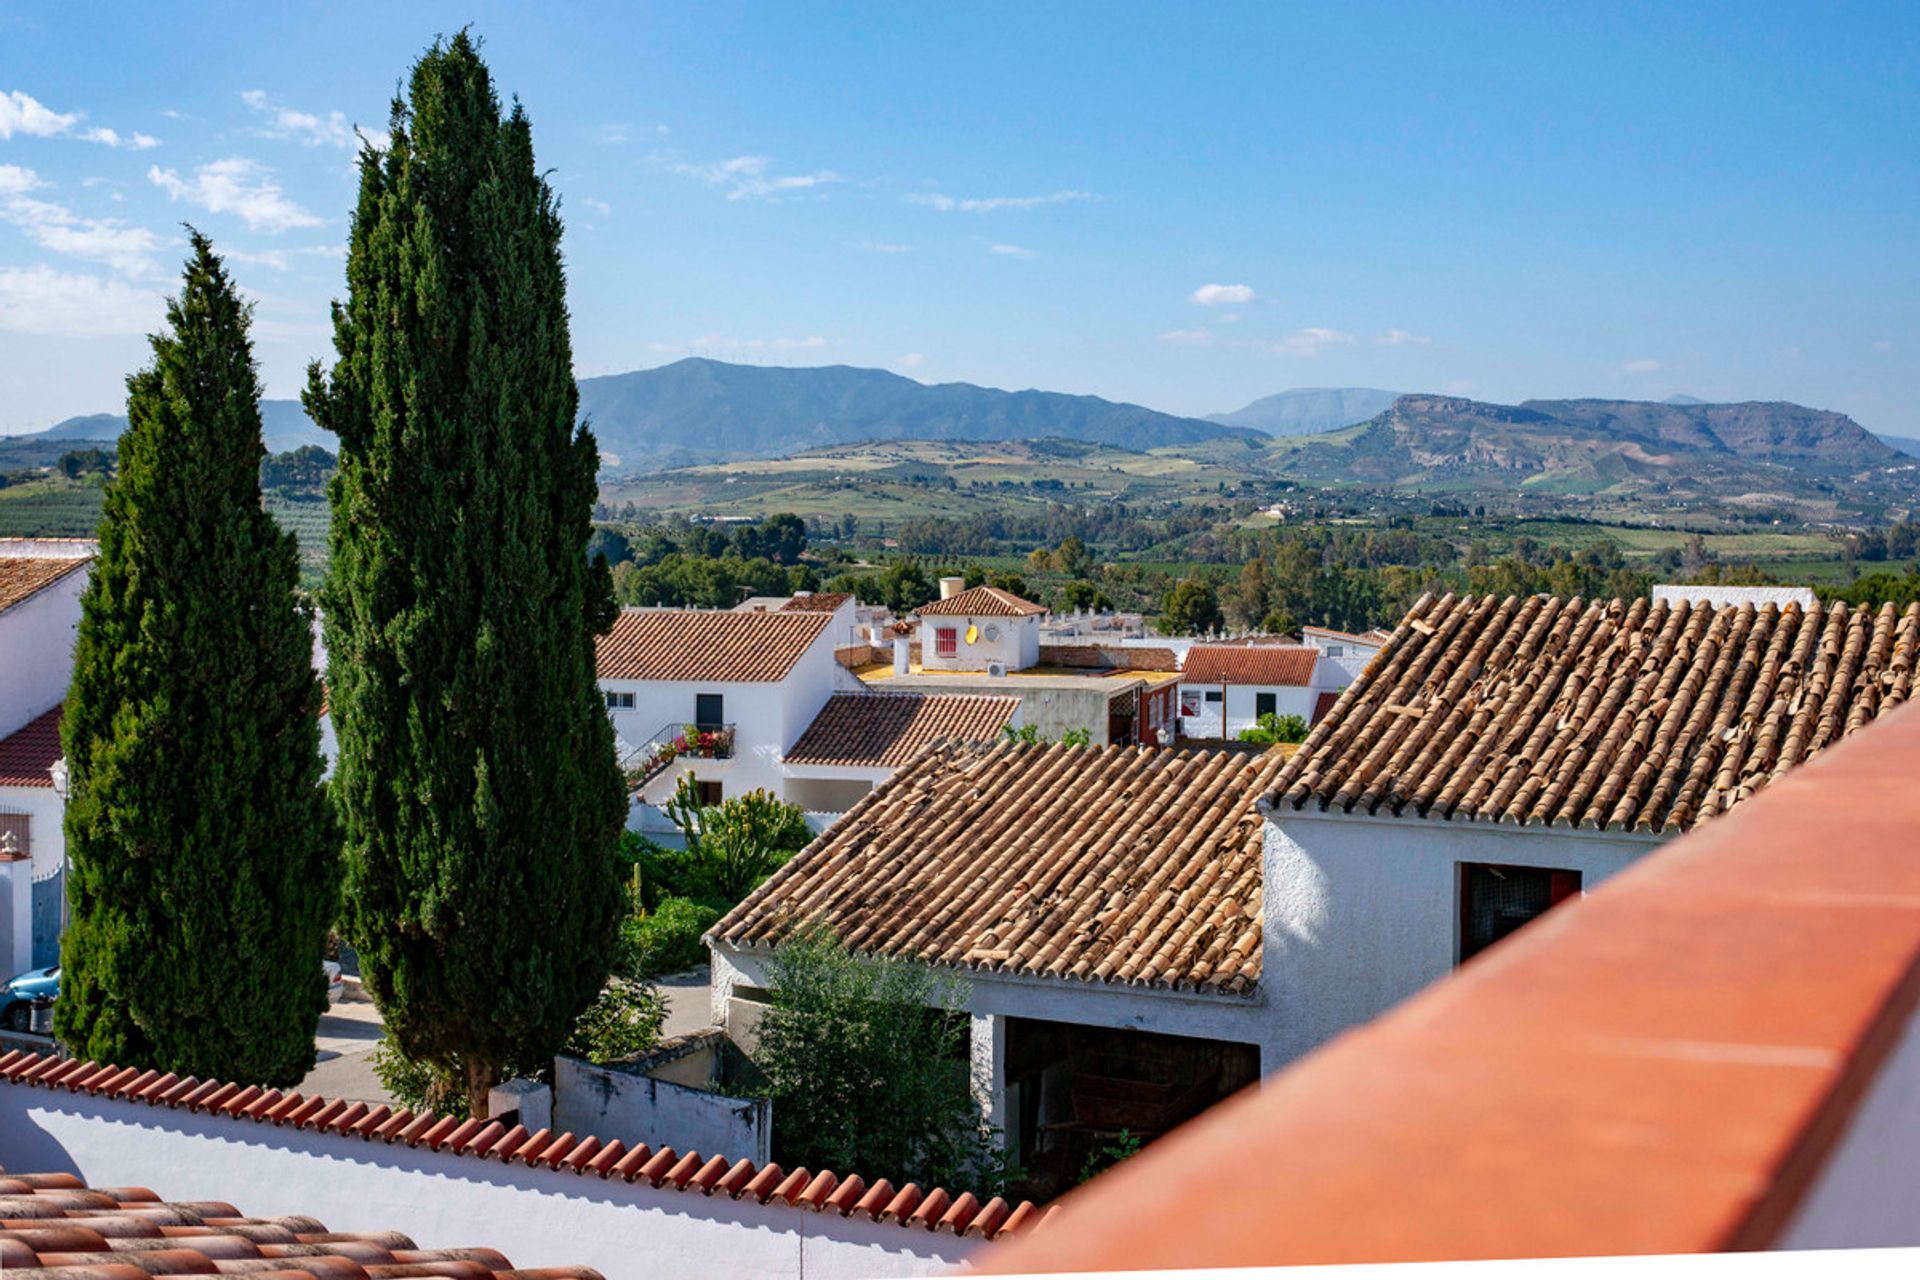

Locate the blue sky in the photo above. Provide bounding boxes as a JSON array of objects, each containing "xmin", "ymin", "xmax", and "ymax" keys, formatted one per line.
[{"xmin": 2, "ymin": 2, "xmax": 1917, "ymax": 434}]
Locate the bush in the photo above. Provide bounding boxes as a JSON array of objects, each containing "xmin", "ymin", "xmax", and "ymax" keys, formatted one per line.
[
  {"xmin": 1238, "ymin": 712, "xmax": 1309, "ymax": 744},
  {"xmin": 750, "ymin": 927, "xmax": 1012, "ymax": 1194},
  {"xmin": 623, "ymin": 897, "xmax": 724, "ymax": 977},
  {"xmin": 663, "ymin": 778, "xmax": 812, "ymax": 904}
]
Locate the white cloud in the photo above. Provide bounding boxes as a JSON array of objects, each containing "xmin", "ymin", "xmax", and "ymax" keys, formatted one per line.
[
  {"xmin": 0, "ymin": 265, "xmax": 162, "ymax": 335},
  {"xmin": 674, "ymin": 155, "xmax": 840, "ymax": 201},
  {"xmin": 595, "ymin": 123, "xmax": 629, "ymax": 145},
  {"xmin": 0, "ymin": 90, "xmax": 78, "ymax": 139},
  {"xmin": 1620, "ymin": 357, "xmax": 1662, "ymax": 374},
  {"xmin": 1376, "ymin": 328, "xmax": 1432, "ymax": 346},
  {"xmin": 1189, "ymin": 282, "xmax": 1254, "ymax": 306},
  {"xmin": 0, "ymin": 90, "xmax": 157, "ymax": 148},
  {"xmin": 1158, "ymin": 328, "xmax": 1214, "ymax": 347},
  {"xmin": 897, "ymin": 352, "xmax": 925, "ymax": 369},
  {"xmin": 908, "ymin": 189, "xmax": 1090, "ymax": 213},
  {"xmin": 854, "ymin": 240, "xmax": 910, "ymax": 254},
  {"xmin": 148, "ymin": 158, "xmax": 321, "ymax": 233},
  {"xmin": 241, "ymin": 90, "xmax": 383, "ymax": 150},
  {"xmin": 218, "ymin": 243, "xmax": 342, "ymax": 273},
  {"xmin": 1, "ymin": 169, "xmax": 163, "ymax": 276},
  {"xmin": 987, "ymin": 242, "xmax": 1035, "ymax": 260},
  {"xmin": 583, "ymin": 197, "xmax": 612, "ymax": 217},
  {"xmin": 1274, "ymin": 327, "xmax": 1356, "ymax": 357}
]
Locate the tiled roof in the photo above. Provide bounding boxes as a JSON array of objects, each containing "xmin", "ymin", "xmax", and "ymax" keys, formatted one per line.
[
  {"xmin": 779, "ymin": 592, "xmax": 853, "ymax": 613},
  {"xmin": 0, "ymin": 703, "xmax": 61, "ymax": 788},
  {"xmin": 786, "ymin": 692, "xmax": 1019, "ymax": 768},
  {"xmin": 1269, "ymin": 592, "xmax": 1920, "ymax": 833},
  {"xmin": 0, "ymin": 1050, "xmax": 1045, "ymax": 1243},
  {"xmin": 1037, "ymin": 644, "xmax": 1180, "ymax": 672},
  {"xmin": 715, "ymin": 741, "xmax": 1292, "ymax": 993},
  {"xmin": 595, "ymin": 609, "xmax": 831, "ymax": 682},
  {"xmin": 1311, "ymin": 690, "xmax": 1341, "ymax": 723},
  {"xmin": 1181, "ymin": 645, "xmax": 1319, "ymax": 687},
  {"xmin": 0, "ymin": 1162, "xmax": 598, "ymax": 1280},
  {"xmin": 0, "ymin": 554, "xmax": 88, "ymax": 615},
  {"xmin": 916, "ymin": 586, "xmax": 1047, "ymax": 618}
]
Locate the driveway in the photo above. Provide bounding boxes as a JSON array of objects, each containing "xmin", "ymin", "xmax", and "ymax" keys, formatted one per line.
[{"xmin": 298, "ymin": 982, "xmax": 394, "ymax": 1105}]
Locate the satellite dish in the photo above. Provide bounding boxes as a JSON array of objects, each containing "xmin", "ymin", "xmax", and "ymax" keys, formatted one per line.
[
  {"xmin": 984, "ymin": 624, "xmax": 1002, "ymax": 643},
  {"xmin": 965, "ymin": 624, "xmax": 980, "ymax": 645}
]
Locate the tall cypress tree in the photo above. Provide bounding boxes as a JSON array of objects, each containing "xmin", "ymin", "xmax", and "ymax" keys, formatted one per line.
[
  {"xmin": 305, "ymin": 33, "xmax": 626, "ymax": 1117},
  {"xmin": 57, "ymin": 232, "xmax": 339, "ymax": 1085}
]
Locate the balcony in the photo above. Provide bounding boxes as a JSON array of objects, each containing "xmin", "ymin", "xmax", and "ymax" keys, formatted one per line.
[{"xmin": 617, "ymin": 722, "xmax": 737, "ymax": 792}]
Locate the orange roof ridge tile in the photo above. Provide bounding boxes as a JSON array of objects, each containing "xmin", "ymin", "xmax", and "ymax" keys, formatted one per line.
[{"xmin": 915, "ymin": 585, "xmax": 1047, "ymax": 617}]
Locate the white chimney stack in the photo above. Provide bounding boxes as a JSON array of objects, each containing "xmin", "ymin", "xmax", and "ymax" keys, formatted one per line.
[
  {"xmin": 939, "ymin": 576, "xmax": 965, "ymax": 600},
  {"xmin": 894, "ymin": 643, "xmax": 910, "ymax": 675}
]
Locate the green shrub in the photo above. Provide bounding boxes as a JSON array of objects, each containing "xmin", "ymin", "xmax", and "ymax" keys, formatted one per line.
[
  {"xmin": 1238, "ymin": 712, "xmax": 1309, "ymax": 744},
  {"xmin": 622, "ymin": 897, "xmax": 724, "ymax": 977},
  {"xmin": 563, "ymin": 977, "xmax": 669, "ymax": 1064}
]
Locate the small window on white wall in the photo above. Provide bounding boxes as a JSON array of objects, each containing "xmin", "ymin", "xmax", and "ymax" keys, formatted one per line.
[{"xmin": 604, "ymin": 690, "xmax": 635, "ymax": 710}]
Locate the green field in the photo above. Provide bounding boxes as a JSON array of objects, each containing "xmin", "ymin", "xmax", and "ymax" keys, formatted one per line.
[{"xmin": 0, "ymin": 478, "xmax": 105, "ymax": 536}]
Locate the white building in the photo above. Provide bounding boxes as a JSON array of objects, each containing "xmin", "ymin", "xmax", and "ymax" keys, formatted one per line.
[
  {"xmin": 1650, "ymin": 583, "xmax": 1819, "ymax": 610},
  {"xmin": 1299, "ymin": 624, "xmax": 1391, "ymax": 682},
  {"xmin": 1177, "ymin": 644, "xmax": 1338, "ymax": 740},
  {"xmin": 915, "ymin": 581, "xmax": 1045, "ymax": 674},
  {"xmin": 780, "ymin": 689, "xmax": 1020, "ymax": 812},
  {"xmin": 0, "ymin": 545, "xmax": 93, "ymax": 976}
]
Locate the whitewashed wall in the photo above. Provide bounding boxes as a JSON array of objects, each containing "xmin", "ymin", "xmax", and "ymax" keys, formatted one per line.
[
  {"xmin": 554, "ymin": 1049, "xmax": 771, "ymax": 1165},
  {"xmin": 0, "ymin": 1087, "xmax": 976, "ymax": 1280},
  {"xmin": 917, "ymin": 614, "xmax": 1040, "ymax": 674},
  {"xmin": 1258, "ymin": 807, "xmax": 1659, "ymax": 1068},
  {"xmin": 0, "ymin": 564, "xmax": 86, "ymax": 740},
  {"xmin": 1179, "ymin": 681, "xmax": 1319, "ymax": 740}
]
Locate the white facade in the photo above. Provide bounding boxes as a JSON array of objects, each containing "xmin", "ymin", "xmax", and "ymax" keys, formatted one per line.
[
  {"xmin": 1178, "ymin": 677, "xmax": 1321, "ymax": 741},
  {"xmin": 918, "ymin": 611, "xmax": 1042, "ymax": 674},
  {"xmin": 0, "ymin": 557, "xmax": 88, "ymax": 741},
  {"xmin": 1257, "ymin": 806, "xmax": 1658, "ymax": 1068},
  {"xmin": 1651, "ymin": 583, "xmax": 1819, "ymax": 610},
  {"xmin": 601, "ymin": 622, "xmax": 864, "ymax": 812},
  {"xmin": 1301, "ymin": 627, "xmax": 1386, "ymax": 682}
]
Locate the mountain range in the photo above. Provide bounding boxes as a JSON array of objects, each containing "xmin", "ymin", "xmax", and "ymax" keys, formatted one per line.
[{"xmin": 11, "ymin": 360, "xmax": 1917, "ymax": 485}]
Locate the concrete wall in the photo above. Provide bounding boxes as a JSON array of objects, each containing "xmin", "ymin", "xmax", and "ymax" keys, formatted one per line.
[
  {"xmin": 0, "ymin": 563, "xmax": 86, "ymax": 740},
  {"xmin": 1301, "ymin": 633, "xmax": 1381, "ymax": 683},
  {"xmin": 1258, "ymin": 807, "xmax": 1659, "ymax": 1068},
  {"xmin": 0, "ymin": 1086, "xmax": 975, "ymax": 1280},
  {"xmin": 553, "ymin": 1045, "xmax": 772, "ymax": 1166},
  {"xmin": 1778, "ymin": 990, "xmax": 1920, "ymax": 1248},
  {"xmin": 0, "ymin": 858, "xmax": 29, "ymax": 977},
  {"xmin": 1179, "ymin": 681, "xmax": 1319, "ymax": 740}
]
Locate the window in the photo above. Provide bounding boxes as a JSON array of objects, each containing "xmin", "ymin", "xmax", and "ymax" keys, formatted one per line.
[
  {"xmin": 1255, "ymin": 691, "xmax": 1278, "ymax": 717},
  {"xmin": 0, "ymin": 813, "xmax": 28, "ymax": 857},
  {"xmin": 604, "ymin": 690, "xmax": 635, "ymax": 710},
  {"xmin": 935, "ymin": 626, "xmax": 958, "ymax": 658},
  {"xmin": 695, "ymin": 693, "xmax": 725, "ymax": 730},
  {"xmin": 1180, "ymin": 689, "xmax": 1203, "ymax": 717},
  {"xmin": 696, "ymin": 779, "xmax": 724, "ymax": 806},
  {"xmin": 1326, "ymin": 644, "xmax": 1345, "ymax": 657},
  {"xmin": 1458, "ymin": 863, "xmax": 1581, "ymax": 964},
  {"xmin": 1204, "ymin": 690, "xmax": 1223, "ymax": 704}
]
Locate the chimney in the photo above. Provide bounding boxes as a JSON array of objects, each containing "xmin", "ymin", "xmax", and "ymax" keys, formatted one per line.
[
  {"xmin": 894, "ymin": 643, "xmax": 910, "ymax": 676},
  {"xmin": 939, "ymin": 576, "xmax": 965, "ymax": 600}
]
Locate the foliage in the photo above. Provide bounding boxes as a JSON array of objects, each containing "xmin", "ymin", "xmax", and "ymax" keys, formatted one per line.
[
  {"xmin": 1238, "ymin": 712, "xmax": 1310, "ymax": 744},
  {"xmin": 610, "ymin": 552, "xmax": 815, "ymax": 608},
  {"xmin": 370, "ymin": 1039, "xmax": 465, "ymax": 1118},
  {"xmin": 751, "ymin": 928, "xmax": 1011, "ymax": 1193},
  {"xmin": 1823, "ymin": 568, "xmax": 1920, "ymax": 608},
  {"xmin": 259, "ymin": 444, "xmax": 336, "ymax": 493},
  {"xmin": 58, "ymin": 447, "xmax": 114, "ymax": 479},
  {"xmin": 1001, "ymin": 723, "xmax": 1092, "ymax": 746},
  {"xmin": 1077, "ymin": 1129, "xmax": 1143, "ymax": 1184},
  {"xmin": 306, "ymin": 33, "xmax": 627, "ymax": 1118},
  {"xmin": 1057, "ymin": 579, "xmax": 1114, "ymax": 612},
  {"xmin": 621, "ymin": 897, "xmax": 725, "ymax": 977},
  {"xmin": 562, "ymin": 976, "xmax": 670, "ymax": 1063},
  {"xmin": 663, "ymin": 776, "xmax": 813, "ymax": 903},
  {"xmin": 1157, "ymin": 578, "xmax": 1224, "ymax": 635},
  {"xmin": 56, "ymin": 233, "xmax": 339, "ymax": 1086}
]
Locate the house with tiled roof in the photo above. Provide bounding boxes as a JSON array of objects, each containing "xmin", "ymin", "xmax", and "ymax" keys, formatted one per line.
[
  {"xmin": 711, "ymin": 739, "xmax": 1291, "ymax": 1198},
  {"xmin": 914, "ymin": 579, "xmax": 1047, "ymax": 674},
  {"xmin": 780, "ymin": 690, "xmax": 1020, "ymax": 811},
  {"xmin": 1256, "ymin": 590, "xmax": 1920, "ymax": 1068},
  {"xmin": 1300, "ymin": 622, "xmax": 1392, "ymax": 680},
  {"xmin": 596, "ymin": 607, "xmax": 866, "ymax": 814},
  {"xmin": 0, "ymin": 540, "xmax": 93, "ymax": 975},
  {"xmin": 1177, "ymin": 643, "xmax": 1340, "ymax": 740}
]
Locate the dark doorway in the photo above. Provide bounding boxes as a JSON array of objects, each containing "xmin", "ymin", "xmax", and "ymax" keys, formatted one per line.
[
  {"xmin": 694, "ymin": 693, "xmax": 725, "ymax": 730},
  {"xmin": 1255, "ymin": 691, "xmax": 1277, "ymax": 718},
  {"xmin": 1003, "ymin": 1017, "xmax": 1259, "ymax": 1202},
  {"xmin": 1458, "ymin": 862, "xmax": 1581, "ymax": 963}
]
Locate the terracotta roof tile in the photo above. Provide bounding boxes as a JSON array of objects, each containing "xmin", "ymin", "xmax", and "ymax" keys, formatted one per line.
[
  {"xmin": 785, "ymin": 692, "xmax": 1018, "ymax": 768},
  {"xmin": 0, "ymin": 1051, "xmax": 1040, "ymax": 1244},
  {"xmin": 1181, "ymin": 645, "xmax": 1319, "ymax": 687},
  {"xmin": 0, "ymin": 554, "xmax": 89, "ymax": 615},
  {"xmin": 0, "ymin": 1170, "xmax": 594, "ymax": 1279},
  {"xmin": 1270, "ymin": 592, "xmax": 1920, "ymax": 833},
  {"xmin": 915, "ymin": 586, "xmax": 1046, "ymax": 618},
  {"xmin": 1036, "ymin": 645, "xmax": 1180, "ymax": 672},
  {"xmin": 714, "ymin": 740, "xmax": 1291, "ymax": 993},
  {"xmin": 594, "ymin": 609, "xmax": 831, "ymax": 682},
  {"xmin": 777, "ymin": 592, "xmax": 853, "ymax": 613},
  {"xmin": 0, "ymin": 703, "xmax": 62, "ymax": 788}
]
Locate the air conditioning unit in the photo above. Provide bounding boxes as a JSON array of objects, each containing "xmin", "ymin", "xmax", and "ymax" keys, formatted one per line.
[{"xmin": 986, "ymin": 660, "xmax": 1008, "ymax": 678}]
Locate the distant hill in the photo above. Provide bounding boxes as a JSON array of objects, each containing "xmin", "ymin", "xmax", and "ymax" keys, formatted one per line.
[
  {"xmin": 1205, "ymin": 387, "xmax": 1403, "ymax": 436},
  {"xmin": 13, "ymin": 358, "xmax": 1254, "ymax": 469},
  {"xmin": 1876, "ymin": 433, "xmax": 1920, "ymax": 459},
  {"xmin": 1664, "ymin": 394, "xmax": 1708, "ymax": 406},
  {"xmin": 577, "ymin": 358, "xmax": 1254, "ymax": 466},
  {"xmin": 1267, "ymin": 393, "xmax": 1909, "ymax": 499}
]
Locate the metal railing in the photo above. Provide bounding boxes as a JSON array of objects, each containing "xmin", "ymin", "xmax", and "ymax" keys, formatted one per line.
[{"xmin": 616, "ymin": 721, "xmax": 738, "ymax": 790}]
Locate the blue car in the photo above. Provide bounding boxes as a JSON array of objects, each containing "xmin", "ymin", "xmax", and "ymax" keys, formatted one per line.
[{"xmin": 0, "ymin": 965, "xmax": 57, "ymax": 1033}]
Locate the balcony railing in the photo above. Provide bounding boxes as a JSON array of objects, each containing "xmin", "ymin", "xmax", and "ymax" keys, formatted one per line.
[{"xmin": 617, "ymin": 722, "xmax": 737, "ymax": 791}]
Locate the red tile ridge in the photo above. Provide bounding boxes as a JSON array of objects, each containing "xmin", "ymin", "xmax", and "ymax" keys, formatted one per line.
[
  {"xmin": 714, "ymin": 1159, "xmax": 757, "ymax": 1199},
  {"xmin": 909, "ymin": 1187, "xmax": 952, "ymax": 1230},
  {"xmin": 532, "ymin": 1132, "xmax": 578, "ymax": 1168},
  {"xmin": 178, "ymin": 1079, "xmax": 228, "ymax": 1111},
  {"xmin": 281, "ymin": 1095, "xmax": 329, "ymax": 1128},
  {"xmin": 557, "ymin": 1136, "xmax": 601, "ymax": 1172},
  {"xmin": 481, "ymin": 1123, "xmax": 528, "ymax": 1161},
  {"xmin": 605, "ymin": 1143, "xmax": 654, "ymax": 1182},
  {"xmin": 435, "ymin": 1117, "xmax": 487, "ymax": 1153},
  {"xmin": 502, "ymin": 1125, "xmax": 550, "ymax": 1163},
  {"xmin": 851, "ymin": 1179, "xmax": 896, "ymax": 1218},
  {"xmin": 824, "ymin": 1174, "xmax": 866, "ymax": 1216},
  {"xmin": 966, "ymin": 1197, "xmax": 1012, "ymax": 1239},
  {"xmin": 371, "ymin": 1109, "xmax": 415, "ymax": 1142},
  {"xmin": 196, "ymin": 1083, "xmax": 244, "ymax": 1114},
  {"xmin": 348, "ymin": 1105, "xmax": 393, "ymax": 1139},
  {"xmin": 660, "ymin": 1151, "xmax": 704, "ymax": 1189},
  {"xmin": 878, "ymin": 1183, "xmax": 923, "ymax": 1223},
  {"xmin": 634, "ymin": 1147, "xmax": 680, "ymax": 1186},
  {"xmin": 393, "ymin": 1112, "xmax": 441, "ymax": 1147},
  {"xmin": 300, "ymin": 1098, "xmax": 350, "ymax": 1131},
  {"xmin": 458, "ymin": 1120, "xmax": 506, "ymax": 1158},
  {"xmin": 769, "ymin": 1167, "xmax": 812, "ymax": 1206},
  {"xmin": 582, "ymin": 1140, "xmax": 626, "ymax": 1177},
  {"xmin": 686, "ymin": 1154, "xmax": 730, "ymax": 1194},
  {"xmin": 416, "ymin": 1115, "xmax": 464, "ymax": 1151},
  {"xmin": 795, "ymin": 1169, "xmax": 838, "ymax": 1209},
  {"xmin": 738, "ymin": 1163, "xmax": 785, "ymax": 1202},
  {"xmin": 937, "ymin": 1191, "xmax": 981, "ymax": 1234},
  {"xmin": 134, "ymin": 1072, "xmax": 180, "ymax": 1103}
]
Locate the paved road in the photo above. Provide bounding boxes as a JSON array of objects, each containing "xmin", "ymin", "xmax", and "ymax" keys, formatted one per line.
[
  {"xmin": 299, "ymin": 984, "xmax": 393, "ymax": 1105},
  {"xmin": 657, "ymin": 965, "xmax": 714, "ymax": 1040}
]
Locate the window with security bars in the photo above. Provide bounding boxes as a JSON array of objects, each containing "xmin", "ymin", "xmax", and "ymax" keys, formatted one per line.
[
  {"xmin": 1458, "ymin": 862, "xmax": 1580, "ymax": 964},
  {"xmin": 935, "ymin": 627, "xmax": 958, "ymax": 658}
]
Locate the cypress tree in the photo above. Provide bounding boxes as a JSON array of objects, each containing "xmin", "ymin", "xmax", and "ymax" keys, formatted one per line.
[
  {"xmin": 305, "ymin": 33, "xmax": 626, "ymax": 1117},
  {"xmin": 57, "ymin": 232, "xmax": 339, "ymax": 1085}
]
